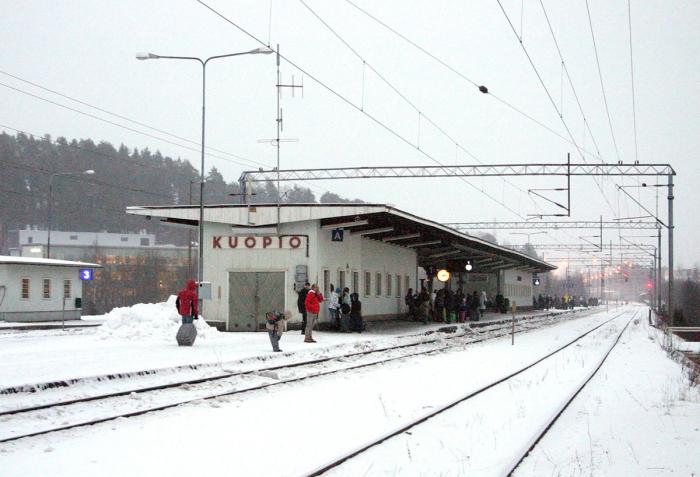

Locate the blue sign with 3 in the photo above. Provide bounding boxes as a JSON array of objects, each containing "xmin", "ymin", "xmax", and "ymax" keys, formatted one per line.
[{"xmin": 79, "ymin": 269, "xmax": 93, "ymax": 281}]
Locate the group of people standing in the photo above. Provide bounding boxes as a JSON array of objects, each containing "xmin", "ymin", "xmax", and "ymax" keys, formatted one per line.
[
  {"xmin": 326, "ymin": 284, "xmax": 364, "ymax": 333},
  {"xmin": 405, "ymin": 287, "xmax": 488, "ymax": 324},
  {"xmin": 295, "ymin": 282, "xmax": 365, "ymax": 344}
]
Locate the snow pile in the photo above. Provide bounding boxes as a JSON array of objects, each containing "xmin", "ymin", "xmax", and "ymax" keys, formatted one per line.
[{"xmin": 98, "ymin": 296, "xmax": 220, "ymax": 341}]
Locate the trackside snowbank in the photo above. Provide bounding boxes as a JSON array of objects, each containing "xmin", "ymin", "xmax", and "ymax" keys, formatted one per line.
[{"xmin": 97, "ymin": 296, "xmax": 220, "ymax": 341}]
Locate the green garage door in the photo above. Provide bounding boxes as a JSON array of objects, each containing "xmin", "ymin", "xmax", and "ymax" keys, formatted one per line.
[{"xmin": 228, "ymin": 272, "xmax": 285, "ymax": 331}]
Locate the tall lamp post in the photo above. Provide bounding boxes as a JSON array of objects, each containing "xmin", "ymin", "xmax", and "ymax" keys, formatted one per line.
[
  {"xmin": 136, "ymin": 47, "xmax": 273, "ymax": 313},
  {"xmin": 47, "ymin": 170, "xmax": 95, "ymax": 259}
]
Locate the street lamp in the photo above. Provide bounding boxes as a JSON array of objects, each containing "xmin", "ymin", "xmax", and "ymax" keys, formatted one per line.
[
  {"xmin": 136, "ymin": 47, "xmax": 273, "ymax": 312},
  {"xmin": 47, "ymin": 170, "xmax": 95, "ymax": 258}
]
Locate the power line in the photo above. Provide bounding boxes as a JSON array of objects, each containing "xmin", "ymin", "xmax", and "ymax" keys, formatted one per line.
[
  {"xmin": 0, "ymin": 71, "xmax": 332, "ymax": 198},
  {"xmin": 495, "ymin": 0, "xmax": 617, "ymax": 217},
  {"xmin": 0, "ymin": 80, "xmax": 268, "ymax": 170},
  {"xmin": 296, "ymin": 0, "xmax": 542, "ymax": 215},
  {"xmin": 538, "ymin": 0, "xmax": 602, "ymax": 159},
  {"xmin": 342, "ymin": 0, "xmax": 602, "ymax": 160},
  {"xmin": 195, "ymin": 0, "xmax": 526, "ymax": 220},
  {"xmin": 627, "ymin": 0, "xmax": 639, "ymax": 164},
  {"xmin": 584, "ymin": 0, "xmax": 622, "ymax": 164}
]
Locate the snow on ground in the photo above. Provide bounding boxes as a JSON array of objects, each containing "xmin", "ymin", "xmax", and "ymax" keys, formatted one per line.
[
  {"xmin": 97, "ymin": 295, "xmax": 219, "ymax": 341},
  {"xmin": 0, "ymin": 300, "xmax": 575, "ymax": 391},
  {"xmin": 514, "ymin": 312, "xmax": 700, "ymax": 476},
  {"xmin": 0, "ymin": 306, "xmax": 642, "ymax": 477},
  {"xmin": 2, "ymin": 304, "xmax": 695, "ymax": 477}
]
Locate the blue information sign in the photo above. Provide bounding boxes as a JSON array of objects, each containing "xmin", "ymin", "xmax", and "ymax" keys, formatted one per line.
[
  {"xmin": 79, "ymin": 269, "xmax": 93, "ymax": 281},
  {"xmin": 331, "ymin": 229, "xmax": 344, "ymax": 242}
]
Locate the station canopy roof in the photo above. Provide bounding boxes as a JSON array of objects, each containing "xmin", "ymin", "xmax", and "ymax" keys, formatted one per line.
[
  {"xmin": 126, "ymin": 203, "xmax": 556, "ymax": 274},
  {"xmin": 0, "ymin": 256, "xmax": 101, "ymax": 268}
]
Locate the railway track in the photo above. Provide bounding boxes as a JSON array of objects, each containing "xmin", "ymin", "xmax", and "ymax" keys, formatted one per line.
[
  {"xmin": 0, "ymin": 308, "xmax": 601, "ymax": 444},
  {"xmin": 304, "ymin": 309, "xmax": 634, "ymax": 476}
]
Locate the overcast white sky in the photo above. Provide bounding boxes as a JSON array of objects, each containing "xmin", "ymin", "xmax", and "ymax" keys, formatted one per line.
[{"xmin": 1, "ymin": 0, "xmax": 698, "ymax": 268}]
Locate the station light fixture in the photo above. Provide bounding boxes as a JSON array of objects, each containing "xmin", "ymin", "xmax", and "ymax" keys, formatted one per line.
[
  {"xmin": 465, "ymin": 258, "xmax": 474, "ymax": 272},
  {"xmin": 437, "ymin": 269, "xmax": 451, "ymax": 282},
  {"xmin": 533, "ymin": 277, "xmax": 541, "ymax": 286}
]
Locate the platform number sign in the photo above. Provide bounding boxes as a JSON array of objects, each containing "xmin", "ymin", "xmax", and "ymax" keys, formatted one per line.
[
  {"xmin": 331, "ymin": 229, "xmax": 344, "ymax": 242},
  {"xmin": 79, "ymin": 269, "xmax": 93, "ymax": 281}
]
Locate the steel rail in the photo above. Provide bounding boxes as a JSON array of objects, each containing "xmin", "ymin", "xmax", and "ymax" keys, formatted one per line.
[
  {"xmin": 0, "ymin": 309, "xmax": 596, "ymax": 444},
  {"xmin": 304, "ymin": 310, "xmax": 630, "ymax": 476}
]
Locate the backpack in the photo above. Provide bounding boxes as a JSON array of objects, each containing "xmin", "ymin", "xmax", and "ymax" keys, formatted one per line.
[
  {"xmin": 266, "ymin": 311, "xmax": 284, "ymax": 325},
  {"xmin": 340, "ymin": 303, "xmax": 351, "ymax": 315}
]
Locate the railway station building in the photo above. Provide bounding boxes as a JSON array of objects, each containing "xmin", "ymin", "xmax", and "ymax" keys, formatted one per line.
[{"xmin": 126, "ymin": 204, "xmax": 556, "ymax": 331}]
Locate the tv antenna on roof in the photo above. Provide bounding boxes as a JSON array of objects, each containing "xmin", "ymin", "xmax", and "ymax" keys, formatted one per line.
[{"xmin": 258, "ymin": 44, "xmax": 304, "ymax": 224}]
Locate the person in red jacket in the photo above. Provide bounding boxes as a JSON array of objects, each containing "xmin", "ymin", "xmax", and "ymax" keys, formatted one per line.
[
  {"xmin": 175, "ymin": 279, "xmax": 199, "ymax": 324},
  {"xmin": 303, "ymin": 283, "xmax": 324, "ymax": 343}
]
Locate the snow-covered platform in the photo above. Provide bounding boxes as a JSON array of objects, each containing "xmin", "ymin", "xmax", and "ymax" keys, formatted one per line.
[{"xmin": 0, "ymin": 299, "xmax": 583, "ymax": 392}]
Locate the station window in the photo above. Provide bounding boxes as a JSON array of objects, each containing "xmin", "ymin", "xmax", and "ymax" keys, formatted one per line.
[
  {"xmin": 69, "ymin": 235, "xmax": 78, "ymax": 240},
  {"xmin": 405, "ymin": 275, "xmax": 410, "ymax": 296},
  {"xmin": 121, "ymin": 236, "xmax": 129, "ymax": 242},
  {"xmin": 64, "ymin": 279, "xmax": 71, "ymax": 299},
  {"xmin": 375, "ymin": 272, "xmax": 382, "ymax": 296},
  {"xmin": 140, "ymin": 238, "xmax": 150, "ymax": 246},
  {"xmin": 21, "ymin": 278, "xmax": 30, "ymax": 299},
  {"xmin": 386, "ymin": 273, "xmax": 392, "ymax": 297},
  {"xmin": 396, "ymin": 274, "xmax": 401, "ymax": 298},
  {"xmin": 27, "ymin": 236, "xmax": 33, "ymax": 244},
  {"xmin": 43, "ymin": 278, "xmax": 51, "ymax": 299},
  {"xmin": 364, "ymin": 271, "xmax": 371, "ymax": 297},
  {"xmin": 338, "ymin": 270, "xmax": 346, "ymax": 290},
  {"xmin": 352, "ymin": 271, "xmax": 359, "ymax": 294}
]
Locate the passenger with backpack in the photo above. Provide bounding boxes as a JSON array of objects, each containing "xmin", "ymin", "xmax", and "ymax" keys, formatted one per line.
[{"xmin": 265, "ymin": 310, "xmax": 290, "ymax": 352}]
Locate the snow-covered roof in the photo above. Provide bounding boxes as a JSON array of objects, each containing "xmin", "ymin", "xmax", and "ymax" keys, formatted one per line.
[
  {"xmin": 0, "ymin": 256, "xmax": 101, "ymax": 268},
  {"xmin": 126, "ymin": 203, "xmax": 555, "ymax": 272}
]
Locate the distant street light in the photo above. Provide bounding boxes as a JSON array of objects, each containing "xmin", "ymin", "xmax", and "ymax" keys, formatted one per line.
[
  {"xmin": 136, "ymin": 47, "xmax": 273, "ymax": 306},
  {"xmin": 47, "ymin": 170, "xmax": 95, "ymax": 258}
]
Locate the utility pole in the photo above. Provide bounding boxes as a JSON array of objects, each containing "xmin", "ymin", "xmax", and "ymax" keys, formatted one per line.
[{"xmin": 668, "ymin": 174, "xmax": 674, "ymax": 322}]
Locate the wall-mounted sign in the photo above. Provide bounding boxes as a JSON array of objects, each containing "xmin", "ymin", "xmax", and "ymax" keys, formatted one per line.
[
  {"xmin": 212, "ymin": 235, "xmax": 303, "ymax": 250},
  {"xmin": 331, "ymin": 229, "xmax": 344, "ymax": 242},
  {"xmin": 465, "ymin": 273, "xmax": 488, "ymax": 282},
  {"xmin": 436, "ymin": 269, "xmax": 450, "ymax": 282},
  {"xmin": 79, "ymin": 269, "xmax": 93, "ymax": 281}
]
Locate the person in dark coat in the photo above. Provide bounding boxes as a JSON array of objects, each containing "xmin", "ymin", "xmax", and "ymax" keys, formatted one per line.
[
  {"xmin": 350, "ymin": 293, "xmax": 363, "ymax": 332},
  {"xmin": 297, "ymin": 282, "xmax": 310, "ymax": 335},
  {"xmin": 175, "ymin": 279, "xmax": 199, "ymax": 324}
]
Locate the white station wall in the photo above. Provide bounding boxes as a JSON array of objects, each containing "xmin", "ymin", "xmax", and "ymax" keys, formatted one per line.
[
  {"xmin": 201, "ymin": 220, "xmax": 417, "ymax": 327},
  {"xmin": 500, "ymin": 269, "xmax": 534, "ymax": 308}
]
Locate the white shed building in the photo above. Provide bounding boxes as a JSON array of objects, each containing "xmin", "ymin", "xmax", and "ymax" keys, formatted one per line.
[
  {"xmin": 0, "ymin": 256, "xmax": 100, "ymax": 322},
  {"xmin": 126, "ymin": 204, "xmax": 555, "ymax": 331}
]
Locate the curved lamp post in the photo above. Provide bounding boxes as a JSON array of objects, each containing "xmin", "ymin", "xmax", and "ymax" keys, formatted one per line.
[{"xmin": 136, "ymin": 47, "xmax": 273, "ymax": 314}]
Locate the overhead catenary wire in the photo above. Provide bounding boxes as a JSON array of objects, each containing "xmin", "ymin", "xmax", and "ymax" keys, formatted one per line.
[
  {"xmin": 296, "ymin": 0, "xmax": 542, "ymax": 214},
  {"xmin": 584, "ymin": 0, "xmax": 622, "ymax": 164},
  {"xmin": 495, "ymin": 0, "xmax": 617, "ymax": 218},
  {"xmin": 342, "ymin": 0, "xmax": 602, "ymax": 161},
  {"xmin": 196, "ymin": 0, "xmax": 527, "ymax": 220}
]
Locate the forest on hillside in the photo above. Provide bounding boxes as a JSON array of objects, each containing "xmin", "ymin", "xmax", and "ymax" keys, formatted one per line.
[{"xmin": 0, "ymin": 132, "xmax": 363, "ymax": 251}]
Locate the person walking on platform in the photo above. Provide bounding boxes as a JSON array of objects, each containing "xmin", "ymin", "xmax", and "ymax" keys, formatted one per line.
[
  {"xmin": 176, "ymin": 279, "xmax": 198, "ymax": 324},
  {"xmin": 297, "ymin": 282, "xmax": 310, "ymax": 335},
  {"xmin": 470, "ymin": 290, "xmax": 480, "ymax": 321},
  {"xmin": 304, "ymin": 284, "xmax": 324, "ymax": 343},
  {"xmin": 458, "ymin": 297, "xmax": 468, "ymax": 323}
]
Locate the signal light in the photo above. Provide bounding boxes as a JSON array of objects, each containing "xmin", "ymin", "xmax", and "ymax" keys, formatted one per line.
[{"xmin": 646, "ymin": 281, "xmax": 653, "ymax": 289}]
